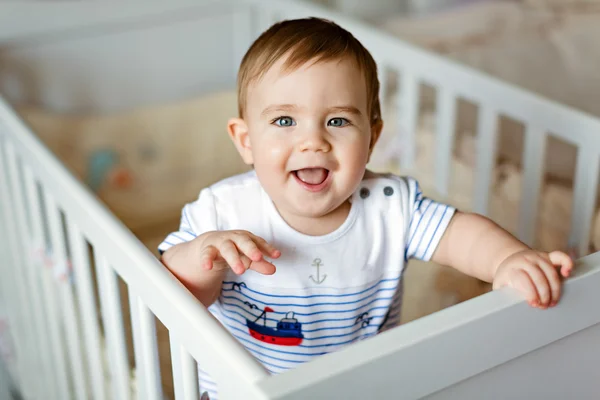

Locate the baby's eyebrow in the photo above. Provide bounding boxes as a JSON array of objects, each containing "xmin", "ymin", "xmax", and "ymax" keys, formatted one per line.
[
  {"xmin": 261, "ymin": 104, "xmax": 298, "ymax": 117},
  {"xmin": 329, "ymin": 106, "xmax": 362, "ymax": 116}
]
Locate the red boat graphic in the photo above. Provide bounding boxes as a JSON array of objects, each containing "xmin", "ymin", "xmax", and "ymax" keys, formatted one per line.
[{"xmin": 246, "ymin": 307, "xmax": 304, "ymax": 346}]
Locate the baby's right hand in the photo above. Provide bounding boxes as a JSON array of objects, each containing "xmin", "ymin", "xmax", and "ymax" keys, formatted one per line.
[{"xmin": 196, "ymin": 230, "xmax": 280, "ymax": 275}]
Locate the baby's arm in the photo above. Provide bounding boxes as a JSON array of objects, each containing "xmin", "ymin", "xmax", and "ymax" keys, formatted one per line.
[
  {"xmin": 431, "ymin": 211, "xmax": 574, "ymax": 308},
  {"xmin": 161, "ymin": 230, "xmax": 280, "ymax": 307}
]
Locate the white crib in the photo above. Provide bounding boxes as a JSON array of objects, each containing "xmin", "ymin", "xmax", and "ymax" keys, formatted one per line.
[{"xmin": 0, "ymin": 1, "xmax": 599, "ymax": 399}]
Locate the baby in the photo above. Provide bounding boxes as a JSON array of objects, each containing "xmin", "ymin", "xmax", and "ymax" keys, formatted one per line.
[{"xmin": 159, "ymin": 17, "xmax": 573, "ymax": 397}]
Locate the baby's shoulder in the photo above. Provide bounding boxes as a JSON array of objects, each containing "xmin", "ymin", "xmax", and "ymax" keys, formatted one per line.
[{"xmin": 358, "ymin": 171, "xmax": 421, "ymax": 206}]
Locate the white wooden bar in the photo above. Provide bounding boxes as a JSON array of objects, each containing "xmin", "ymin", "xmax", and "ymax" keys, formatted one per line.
[
  {"xmin": 129, "ymin": 294, "xmax": 162, "ymax": 400},
  {"xmin": 251, "ymin": 4, "xmax": 274, "ymax": 38},
  {"xmin": 65, "ymin": 218, "xmax": 108, "ymax": 400},
  {"xmin": 398, "ymin": 70, "xmax": 419, "ymax": 170},
  {"xmin": 435, "ymin": 87, "xmax": 457, "ymax": 197},
  {"xmin": 94, "ymin": 254, "xmax": 131, "ymax": 400},
  {"xmin": 232, "ymin": 8, "xmax": 253, "ymax": 82},
  {"xmin": 22, "ymin": 167, "xmax": 61, "ymax": 399},
  {"xmin": 377, "ymin": 62, "xmax": 388, "ymax": 117},
  {"xmin": 4, "ymin": 143, "xmax": 56, "ymax": 399},
  {"xmin": 0, "ymin": 136, "xmax": 27, "ymax": 395},
  {"xmin": 0, "ymin": 137, "xmax": 37, "ymax": 396},
  {"xmin": 473, "ymin": 106, "xmax": 498, "ymax": 215},
  {"xmin": 569, "ymin": 147, "xmax": 600, "ymax": 256},
  {"xmin": 43, "ymin": 193, "xmax": 88, "ymax": 400},
  {"xmin": 170, "ymin": 336, "xmax": 200, "ymax": 400},
  {"xmin": 21, "ymin": 168, "xmax": 71, "ymax": 399},
  {"xmin": 518, "ymin": 126, "xmax": 546, "ymax": 246}
]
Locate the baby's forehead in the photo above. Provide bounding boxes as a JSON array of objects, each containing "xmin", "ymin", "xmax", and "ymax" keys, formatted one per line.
[{"xmin": 248, "ymin": 57, "xmax": 366, "ymax": 96}]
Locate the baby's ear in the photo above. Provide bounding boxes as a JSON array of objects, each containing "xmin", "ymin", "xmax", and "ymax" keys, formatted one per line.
[
  {"xmin": 227, "ymin": 118, "xmax": 254, "ymax": 165},
  {"xmin": 368, "ymin": 120, "xmax": 384, "ymax": 159}
]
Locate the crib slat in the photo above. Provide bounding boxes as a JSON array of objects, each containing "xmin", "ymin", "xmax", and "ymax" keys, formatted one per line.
[
  {"xmin": 129, "ymin": 294, "xmax": 162, "ymax": 400},
  {"xmin": 435, "ymin": 87, "xmax": 457, "ymax": 197},
  {"xmin": 0, "ymin": 137, "xmax": 31, "ymax": 395},
  {"xmin": 65, "ymin": 218, "xmax": 107, "ymax": 400},
  {"xmin": 5, "ymin": 145, "xmax": 57, "ymax": 399},
  {"xmin": 569, "ymin": 147, "xmax": 600, "ymax": 256},
  {"xmin": 251, "ymin": 5, "xmax": 274, "ymax": 39},
  {"xmin": 94, "ymin": 254, "xmax": 131, "ymax": 400},
  {"xmin": 43, "ymin": 193, "xmax": 88, "ymax": 400},
  {"xmin": 518, "ymin": 127, "xmax": 546, "ymax": 246},
  {"xmin": 20, "ymin": 170, "xmax": 71, "ymax": 399},
  {"xmin": 377, "ymin": 62, "xmax": 388, "ymax": 117},
  {"xmin": 399, "ymin": 70, "xmax": 419, "ymax": 170},
  {"xmin": 170, "ymin": 336, "xmax": 200, "ymax": 400},
  {"xmin": 232, "ymin": 9, "xmax": 253, "ymax": 79},
  {"xmin": 473, "ymin": 107, "xmax": 499, "ymax": 215},
  {"xmin": 0, "ymin": 139, "xmax": 41, "ymax": 397},
  {"xmin": 22, "ymin": 167, "xmax": 62, "ymax": 399}
]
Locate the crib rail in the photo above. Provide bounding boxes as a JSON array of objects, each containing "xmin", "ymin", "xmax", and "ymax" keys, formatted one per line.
[{"xmin": 0, "ymin": 92, "xmax": 270, "ymax": 399}]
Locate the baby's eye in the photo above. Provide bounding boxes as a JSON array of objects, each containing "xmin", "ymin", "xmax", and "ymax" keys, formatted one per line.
[
  {"xmin": 273, "ymin": 116, "xmax": 296, "ymax": 127},
  {"xmin": 328, "ymin": 118, "xmax": 349, "ymax": 127}
]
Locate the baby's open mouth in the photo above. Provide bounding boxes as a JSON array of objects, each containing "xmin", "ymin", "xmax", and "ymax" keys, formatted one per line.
[{"xmin": 293, "ymin": 168, "xmax": 329, "ymax": 186}]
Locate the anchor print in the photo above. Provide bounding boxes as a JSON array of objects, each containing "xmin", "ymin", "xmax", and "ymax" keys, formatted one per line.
[{"xmin": 309, "ymin": 258, "xmax": 327, "ymax": 284}]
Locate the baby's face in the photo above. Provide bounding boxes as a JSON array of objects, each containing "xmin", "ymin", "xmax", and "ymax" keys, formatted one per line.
[{"xmin": 238, "ymin": 56, "xmax": 377, "ymax": 222}]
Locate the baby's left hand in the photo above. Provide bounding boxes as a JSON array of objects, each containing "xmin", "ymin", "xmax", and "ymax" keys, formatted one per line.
[{"xmin": 493, "ymin": 250, "xmax": 574, "ymax": 309}]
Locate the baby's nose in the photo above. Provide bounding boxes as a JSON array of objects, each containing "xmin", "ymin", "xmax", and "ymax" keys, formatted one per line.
[{"xmin": 299, "ymin": 129, "xmax": 331, "ymax": 153}]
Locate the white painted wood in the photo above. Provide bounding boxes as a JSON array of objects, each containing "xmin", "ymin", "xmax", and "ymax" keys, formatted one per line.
[
  {"xmin": 569, "ymin": 148, "xmax": 600, "ymax": 256},
  {"xmin": 129, "ymin": 294, "xmax": 162, "ymax": 400},
  {"xmin": 252, "ymin": 4, "xmax": 275, "ymax": 37},
  {"xmin": 65, "ymin": 218, "xmax": 107, "ymax": 400},
  {"xmin": 0, "ymin": 137, "xmax": 38, "ymax": 398},
  {"xmin": 22, "ymin": 167, "xmax": 61, "ymax": 400},
  {"xmin": 473, "ymin": 106, "xmax": 498, "ymax": 215},
  {"xmin": 170, "ymin": 336, "xmax": 200, "ymax": 400},
  {"xmin": 43, "ymin": 193, "xmax": 88, "ymax": 400},
  {"xmin": 21, "ymin": 167, "xmax": 71, "ymax": 400},
  {"xmin": 0, "ymin": 3, "xmax": 236, "ymax": 113},
  {"xmin": 435, "ymin": 87, "xmax": 457, "ymax": 197},
  {"xmin": 232, "ymin": 7, "xmax": 254, "ymax": 83},
  {"xmin": 518, "ymin": 127, "xmax": 546, "ymax": 246},
  {"xmin": 0, "ymin": 135, "xmax": 28, "ymax": 397},
  {"xmin": 376, "ymin": 61, "xmax": 388, "ymax": 117},
  {"xmin": 4, "ymin": 145, "xmax": 57, "ymax": 400},
  {"xmin": 398, "ymin": 70, "xmax": 419, "ymax": 170},
  {"xmin": 94, "ymin": 255, "xmax": 131, "ymax": 400},
  {"xmin": 259, "ymin": 253, "xmax": 600, "ymax": 399},
  {"xmin": 0, "ymin": 93, "xmax": 269, "ymax": 397},
  {"xmin": 423, "ymin": 322, "xmax": 600, "ymax": 399}
]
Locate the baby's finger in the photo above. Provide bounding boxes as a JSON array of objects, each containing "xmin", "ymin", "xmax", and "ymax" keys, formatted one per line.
[
  {"xmin": 232, "ymin": 234, "xmax": 264, "ymax": 262},
  {"xmin": 248, "ymin": 259, "xmax": 277, "ymax": 275},
  {"xmin": 549, "ymin": 251, "xmax": 574, "ymax": 278},
  {"xmin": 218, "ymin": 240, "xmax": 245, "ymax": 275},
  {"xmin": 249, "ymin": 234, "xmax": 281, "ymax": 258},
  {"xmin": 536, "ymin": 257, "xmax": 561, "ymax": 307},
  {"xmin": 510, "ymin": 269, "xmax": 539, "ymax": 306},
  {"xmin": 200, "ymin": 245, "xmax": 219, "ymax": 270},
  {"xmin": 524, "ymin": 263, "xmax": 551, "ymax": 307}
]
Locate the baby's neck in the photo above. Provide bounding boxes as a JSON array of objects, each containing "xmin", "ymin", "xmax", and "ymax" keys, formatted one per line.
[{"xmin": 280, "ymin": 200, "xmax": 352, "ymax": 236}]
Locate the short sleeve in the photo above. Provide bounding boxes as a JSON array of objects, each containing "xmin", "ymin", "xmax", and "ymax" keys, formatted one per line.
[
  {"xmin": 157, "ymin": 188, "xmax": 218, "ymax": 255},
  {"xmin": 403, "ymin": 178, "xmax": 456, "ymax": 261}
]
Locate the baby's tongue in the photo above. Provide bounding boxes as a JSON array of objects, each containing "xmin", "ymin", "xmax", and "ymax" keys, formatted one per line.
[{"xmin": 296, "ymin": 168, "xmax": 328, "ymax": 185}]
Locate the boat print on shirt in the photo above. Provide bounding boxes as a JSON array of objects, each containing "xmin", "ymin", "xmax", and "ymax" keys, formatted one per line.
[
  {"xmin": 245, "ymin": 306, "xmax": 304, "ymax": 346},
  {"xmin": 233, "ymin": 281, "xmax": 304, "ymax": 346}
]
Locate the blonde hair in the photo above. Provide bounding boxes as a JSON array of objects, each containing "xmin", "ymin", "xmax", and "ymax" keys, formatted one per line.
[{"xmin": 237, "ymin": 17, "xmax": 381, "ymax": 126}]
